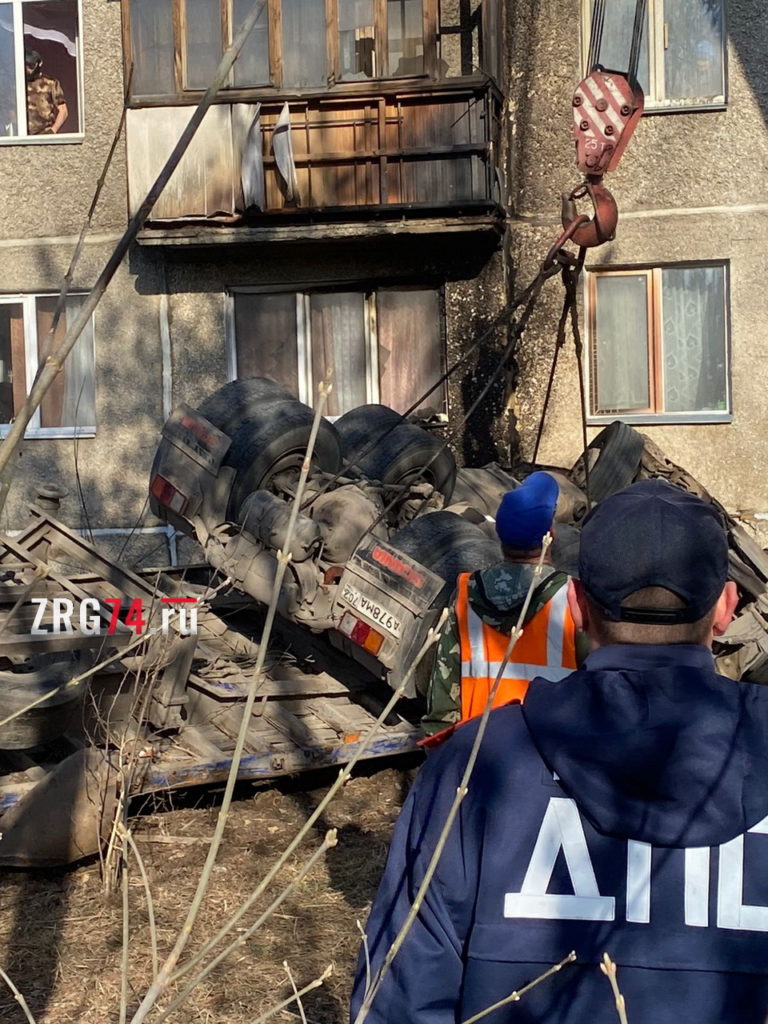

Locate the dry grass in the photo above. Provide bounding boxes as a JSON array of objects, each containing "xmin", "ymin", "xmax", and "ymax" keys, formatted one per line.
[{"xmin": 0, "ymin": 764, "xmax": 416, "ymax": 1024}]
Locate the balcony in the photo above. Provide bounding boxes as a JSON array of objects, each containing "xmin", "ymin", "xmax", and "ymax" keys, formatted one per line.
[{"xmin": 129, "ymin": 78, "xmax": 503, "ymax": 247}]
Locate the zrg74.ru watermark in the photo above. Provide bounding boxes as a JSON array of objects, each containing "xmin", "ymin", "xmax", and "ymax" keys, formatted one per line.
[{"xmin": 29, "ymin": 597, "xmax": 198, "ymax": 637}]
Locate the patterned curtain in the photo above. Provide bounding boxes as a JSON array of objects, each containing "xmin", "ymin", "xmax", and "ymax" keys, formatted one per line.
[
  {"xmin": 310, "ymin": 293, "xmax": 367, "ymax": 417},
  {"xmin": 661, "ymin": 267, "xmax": 726, "ymax": 412}
]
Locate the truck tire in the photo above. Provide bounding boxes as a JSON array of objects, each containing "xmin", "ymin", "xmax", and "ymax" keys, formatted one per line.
[
  {"xmin": 0, "ymin": 653, "xmax": 91, "ymax": 750},
  {"xmin": 223, "ymin": 396, "xmax": 342, "ymax": 518},
  {"xmin": 389, "ymin": 511, "xmax": 501, "ymax": 592},
  {"xmin": 569, "ymin": 421, "xmax": 644, "ymax": 502},
  {"xmin": 198, "ymin": 378, "xmax": 293, "ymax": 439},
  {"xmin": 336, "ymin": 404, "xmax": 457, "ymax": 501}
]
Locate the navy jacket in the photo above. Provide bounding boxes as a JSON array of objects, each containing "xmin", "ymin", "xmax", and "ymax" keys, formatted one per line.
[{"xmin": 351, "ymin": 644, "xmax": 768, "ymax": 1023}]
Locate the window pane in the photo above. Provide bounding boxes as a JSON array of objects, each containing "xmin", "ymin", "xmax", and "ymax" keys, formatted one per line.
[
  {"xmin": 661, "ymin": 267, "xmax": 727, "ymax": 412},
  {"xmin": 387, "ymin": 0, "xmax": 424, "ymax": 76},
  {"xmin": 377, "ymin": 289, "xmax": 443, "ymax": 416},
  {"xmin": 587, "ymin": 0, "xmax": 649, "ymax": 97},
  {"xmin": 0, "ymin": 302, "xmax": 24, "ymax": 423},
  {"xmin": 339, "ymin": 0, "xmax": 375, "ymax": 79},
  {"xmin": 131, "ymin": 0, "xmax": 175, "ymax": 96},
  {"xmin": 233, "ymin": 0, "xmax": 270, "ymax": 86},
  {"xmin": 664, "ymin": 0, "xmax": 724, "ymax": 103},
  {"xmin": 23, "ymin": 0, "xmax": 78, "ymax": 134},
  {"xmin": 282, "ymin": 0, "xmax": 326, "ymax": 88},
  {"xmin": 36, "ymin": 296, "xmax": 95, "ymax": 429},
  {"xmin": 310, "ymin": 293, "xmax": 366, "ymax": 417},
  {"xmin": 233, "ymin": 293, "xmax": 299, "ymax": 393},
  {"xmin": 184, "ymin": 0, "xmax": 222, "ymax": 89},
  {"xmin": 593, "ymin": 275, "xmax": 650, "ymax": 414},
  {"xmin": 0, "ymin": 4, "xmax": 18, "ymax": 136}
]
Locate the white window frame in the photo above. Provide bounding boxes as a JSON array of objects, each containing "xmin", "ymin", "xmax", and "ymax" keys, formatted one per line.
[
  {"xmin": 580, "ymin": 0, "xmax": 727, "ymax": 113},
  {"xmin": 225, "ymin": 285, "xmax": 447, "ymax": 421},
  {"xmin": 0, "ymin": 0, "xmax": 85, "ymax": 144},
  {"xmin": 0, "ymin": 292, "xmax": 96, "ymax": 438},
  {"xmin": 585, "ymin": 262, "xmax": 731, "ymax": 426}
]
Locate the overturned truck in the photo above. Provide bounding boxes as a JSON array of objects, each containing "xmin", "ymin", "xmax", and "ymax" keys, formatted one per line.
[{"xmin": 0, "ymin": 380, "xmax": 767, "ymax": 866}]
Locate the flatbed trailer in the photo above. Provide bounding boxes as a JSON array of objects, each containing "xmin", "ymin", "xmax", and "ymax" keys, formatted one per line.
[{"xmin": 0, "ymin": 510, "xmax": 421, "ymax": 867}]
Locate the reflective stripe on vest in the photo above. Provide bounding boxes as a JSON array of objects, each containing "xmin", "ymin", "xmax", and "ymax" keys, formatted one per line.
[{"xmin": 456, "ymin": 570, "xmax": 577, "ymax": 722}]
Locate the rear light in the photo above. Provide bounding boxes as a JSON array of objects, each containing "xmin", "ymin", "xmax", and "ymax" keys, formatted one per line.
[
  {"xmin": 339, "ymin": 611, "xmax": 384, "ymax": 655},
  {"xmin": 150, "ymin": 474, "xmax": 188, "ymax": 514}
]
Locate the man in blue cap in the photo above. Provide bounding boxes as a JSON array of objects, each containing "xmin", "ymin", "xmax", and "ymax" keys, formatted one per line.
[
  {"xmin": 352, "ymin": 480, "xmax": 768, "ymax": 1024},
  {"xmin": 422, "ymin": 470, "xmax": 579, "ymax": 737}
]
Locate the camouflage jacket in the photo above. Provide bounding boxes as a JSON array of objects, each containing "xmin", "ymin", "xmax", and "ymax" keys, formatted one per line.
[
  {"xmin": 422, "ymin": 562, "xmax": 573, "ymax": 736},
  {"xmin": 26, "ymin": 75, "xmax": 65, "ymax": 135}
]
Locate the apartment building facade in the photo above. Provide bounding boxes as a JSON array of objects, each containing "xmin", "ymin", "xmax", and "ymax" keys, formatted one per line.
[{"xmin": 0, "ymin": 0, "xmax": 765, "ymax": 559}]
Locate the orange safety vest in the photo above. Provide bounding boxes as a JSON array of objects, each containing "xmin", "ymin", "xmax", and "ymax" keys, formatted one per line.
[{"xmin": 455, "ymin": 570, "xmax": 578, "ymax": 722}]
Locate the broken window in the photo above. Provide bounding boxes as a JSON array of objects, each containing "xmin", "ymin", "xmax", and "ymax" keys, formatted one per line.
[
  {"xmin": 587, "ymin": 264, "xmax": 730, "ymax": 423},
  {"xmin": 230, "ymin": 286, "xmax": 445, "ymax": 419},
  {"xmin": 127, "ymin": 0, "xmax": 442, "ymax": 98},
  {"xmin": 0, "ymin": 294, "xmax": 95, "ymax": 434},
  {"xmin": 583, "ymin": 0, "xmax": 726, "ymax": 110},
  {"xmin": 0, "ymin": 0, "xmax": 81, "ymax": 140}
]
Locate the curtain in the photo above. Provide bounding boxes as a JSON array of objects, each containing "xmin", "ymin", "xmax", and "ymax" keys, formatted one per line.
[
  {"xmin": 130, "ymin": 0, "xmax": 175, "ymax": 96},
  {"xmin": 309, "ymin": 293, "xmax": 366, "ymax": 416},
  {"xmin": 234, "ymin": 292, "xmax": 299, "ymax": 394},
  {"xmin": 593, "ymin": 274, "xmax": 650, "ymax": 414},
  {"xmin": 281, "ymin": 0, "xmax": 326, "ymax": 88},
  {"xmin": 661, "ymin": 266, "xmax": 726, "ymax": 412},
  {"xmin": 664, "ymin": 0, "xmax": 724, "ymax": 103},
  {"xmin": 233, "ymin": 0, "xmax": 270, "ymax": 86},
  {"xmin": 0, "ymin": 4, "xmax": 17, "ymax": 137},
  {"xmin": 183, "ymin": 0, "xmax": 222, "ymax": 89},
  {"xmin": 377, "ymin": 289, "xmax": 443, "ymax": 416},
  {"xmin": 35, "ymin": 296, "xmax": 95, "ymax": 429}
]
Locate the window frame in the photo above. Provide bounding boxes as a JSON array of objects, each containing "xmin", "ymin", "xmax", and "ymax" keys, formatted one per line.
[
  {"xmin": 0, "ymin": 0, "xmax": 85, "ymax": 145},
  {"xmin": 580, "ymin": 0, "xmax": 727, "ymax": 114},
  {"xmin": 225, "ymin": 282, "xmax": 447, "ymax": 421},
  {"xmin": 585, "ymin": 261, "xmax": 732, "ymax": 426},
  {"xmin": 0, "ymin": 292, "xmax": 96, "ymax": 438},
  {"xmin": 123, "ymin": 0, "xmax": 442, "ymax": 102}
]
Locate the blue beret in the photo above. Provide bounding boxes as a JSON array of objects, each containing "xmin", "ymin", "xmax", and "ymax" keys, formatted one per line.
[{"xmin": 495, "ymin": 471, "xmax": 559, "ymax": 550}]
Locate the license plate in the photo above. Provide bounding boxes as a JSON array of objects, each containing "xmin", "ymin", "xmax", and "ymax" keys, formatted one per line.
[{"xmin": 341, "ymin": 584, "xmax": 402, "ymax": 639}]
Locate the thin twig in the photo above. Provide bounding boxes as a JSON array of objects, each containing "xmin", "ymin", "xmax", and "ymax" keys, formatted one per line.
[
  {"xmin": 461, "ymin": 951, "xmax": 578, "ymax": 1024},
  {"xmin": 356, "ymin": 920, "xmax": 371, "ymax": 993},
  {"xmin": 601, "ymin": 952, "xmax": 629, "ymax": 1024},
  {"xmin": 121, "ymin": 826, "xmax": 159, "ymax": 978},
  {"xmin": 252, "ymin": 965, "xmax": 334, "ymax": 1024},
  {"xmin": 355, "ymin": 537, "xmax": 553, "ymax": 1023},
  {"xmin": 170, "ymin": 608, "xmax": 447, "ymax": 987},
  {"xmin": 129, "ymin": 377, "xmax": 332, "ymax": 1023},
  {"xmin": 283, "ymin": 961, "xmax": 308, "ymax": 1024},
  {"xmin": 119, "ymin": 859, "xmax": 130, "ymax": 1024},
  {"xmin": 0, "ymin": 966, "xmax": 38, "ymax": 1024}
]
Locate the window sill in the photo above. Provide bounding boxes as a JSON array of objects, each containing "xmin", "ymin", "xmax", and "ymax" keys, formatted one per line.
[
  {"xmin": 643, "ymin": 101, "xmax": 726, "ymax": 116},
  {"xmin": 0, "ymin": 427, "xmax": 96, "ymax": 439},
  {"xmin": 588, "ymin": 412, "xmax": 732, "ymax": 426},
  {"xmin": 0, "ymin": 133, "xmax": 84, "ymax": 146}
]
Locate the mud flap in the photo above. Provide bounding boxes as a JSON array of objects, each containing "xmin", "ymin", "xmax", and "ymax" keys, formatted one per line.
[{"xmin": 0, "ymin": 748, "xmax": 119, "ymax": 868}]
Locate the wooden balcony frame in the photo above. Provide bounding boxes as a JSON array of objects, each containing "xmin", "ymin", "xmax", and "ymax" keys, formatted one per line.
[
  {"xmin": 121, "ymin": 0, "xmax": 455, "ymax": 103},
  {"xmin": 127, "ymin": 78, "xmax": 505, "ymax": 230}
]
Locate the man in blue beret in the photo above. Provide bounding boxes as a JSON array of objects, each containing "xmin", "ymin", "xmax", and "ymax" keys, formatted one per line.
[
  {"xmin": 422, "ymin": 471, "xmax": 580, "ymax": 738},
  {"xmin": 352, "ymin": 480, "xmax": 768, "ymax": 1024}
]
